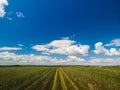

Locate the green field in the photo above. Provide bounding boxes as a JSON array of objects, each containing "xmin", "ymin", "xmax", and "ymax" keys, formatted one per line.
[{"xmin": 0, "ymin": 66, "xmax": 120, "ymax": 90}]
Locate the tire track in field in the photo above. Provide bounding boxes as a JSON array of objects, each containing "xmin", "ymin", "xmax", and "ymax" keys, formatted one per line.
[
  {"xmin": 13, "ymin": 69, "xmax": 51, "ymax": 90},
  {"xmin": 36, "ymin": 69, "xmax": 55, "ymax": 90},
  {"xmin": 15, "ymin": 75, "xmax": 40, "ymax": 90},
  {"xmin": 25, "ymin": 69, "xmax": 53, "ymax": 90},
  {"xmin": 60, "ymin": 68, "xmax": 79, "ymax": 90},
  {"xmin": 52, "ymin": 68, "xmax": 58, "ymax": 90},
  {"xmin": 59, "ymin": 68, "xmax": 67, "ymax": 90}
]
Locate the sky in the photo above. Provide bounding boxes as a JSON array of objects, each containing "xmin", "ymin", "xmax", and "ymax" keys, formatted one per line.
[{"xmin": 0, "ymin": 0, "xmax": 120, "ymax": 65}]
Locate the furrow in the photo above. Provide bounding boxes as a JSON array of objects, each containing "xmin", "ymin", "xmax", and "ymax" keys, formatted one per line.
[
  {"xmin": 60, "ymin": 68, "xmax": 79, "ymax": 90},
  {"xmin": 59, "ymin": 68, "xmax": 67, "ymax": 90}
]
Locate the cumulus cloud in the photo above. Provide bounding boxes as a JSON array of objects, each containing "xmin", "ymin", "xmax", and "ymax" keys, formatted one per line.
[
  {"xmin": 32, "ymin": 39, "xmax": 89, "ymax": 56},
  {"xmin": 94, "ymin": 42, "xmax": 120, "ymax": 56},
  {"xmin": 16, "ymin": 12, "xmax": 24, "ymax": 18},
  {"xmin": 0, "ymin": 52, "xmax": 58, "ymax": 65},
  {"xmin": 67, "ymin": 56, "xmax": 85, "ymax": 63},
  {"xmin": 58, "ymin": 57, "xmax": 120, "ymax": 65},
  {"xmin": 0, "ymin": 0, "xmax": 8, "ymax": 17},
  {"xmin": 56, "ymin": 57, "xmax": 85, "ymax": 65},
  {"xmin": 49, "ymin": 39, "xmax": 75, "ymax": 48},
  {"xmin": 32, "ymin": 45, "xmax": 50, "ymax": 52},
  {"xmin": 0, "ymin": 47, "xmax": 22, "ymax": 50},
  {"xmin": 0, "ymin": 52, "xmax": 119, "ymax": 65},
  {"xmin": 105, "ymin": 38, "xmax": 120, "ymax": 46},
  {"xmin": 0, "ymin": 52, "xmax": 47, "ymax": 65},
  {"xmin": 0, "ymin": 52, "xmax": 84, "ymax": 65},
  {"xmin": 88, "ymin": 58, "xmax": 120, "ymax": 66},
  {"xmin": 94, "ymin": 42, "xmax": 108, "ymax": 54}
]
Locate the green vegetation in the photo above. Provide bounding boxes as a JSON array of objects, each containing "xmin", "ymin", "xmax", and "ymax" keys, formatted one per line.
[
  {"xmin": 63, "ymin": 66, "xmax": 120, "ymax": 90},
  {"xmin": 0, "ymin": 66, "xmax": 120, "ymax": 90}
]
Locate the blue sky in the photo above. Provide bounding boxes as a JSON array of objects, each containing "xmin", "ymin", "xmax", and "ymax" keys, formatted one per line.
[{"xmin": 0, "ymin": 0, "xmax": 120, "ymax": 65}]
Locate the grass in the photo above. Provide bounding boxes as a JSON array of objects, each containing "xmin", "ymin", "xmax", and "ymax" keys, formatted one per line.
[{"xmin": 0, "ymin": 66, "xmax": 120, "ymax": 90}]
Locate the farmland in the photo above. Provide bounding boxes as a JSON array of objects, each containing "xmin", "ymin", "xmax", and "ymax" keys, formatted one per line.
[{"xmin": 0, "ymin": 66, "xmax": 120, "ymax": 90}]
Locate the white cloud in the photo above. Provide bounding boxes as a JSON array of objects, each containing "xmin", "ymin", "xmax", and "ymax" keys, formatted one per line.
[
  {"xmin": 18, "ymin": 44, "xmax": 23, "ymax": 47},
  {"xmin": 56, "ymin": 56, "xmax": 85, "ymax": 65},
  {"xmin": 88, "ymin": 58, "xmax": 120, "ymax": 66},
  {"xmin": 109, "ymin": 48, "xmax": 120, "ymax": 55},
  {"xmin": 0, "ymin": 52, "xmax": 119, "ymax": 65},
  {"xmin": 94, "ymin": 42, "xmax": 108, "ymax": 54},
  {"xmin": 67, "ymin": 56, "xmax": 85, "ymax": 62},
  {"xmin": 0, "ymin": 52, "xmax": 54, "ymax": 65},
  {"xmin": 105, "ymin": 38, "xmax": 120, "ymax": 46},
  {"xmin": 94, "ymin": 42, "xmax": 120, "ymax": 56},
  {"xmin": 49, "ymin": 39, "xmax": 75, "ymax": 48},
  {"xmin": 0, "ymin": 52, "xmax": 85, "ymax": 65},
  {"xmin": 0, "ymin": 52, "xmax": 64, "ymax": 65},
  {"xmin": 0, "ymin": 47, "xmax": 22, "ymax": 50},
  {"xmin": 32, "ymin": 45, "xmax": 50, "ymax": 51},
  {"xmin": 32, "ymin": 39, "xmax": 89, "ymax": 56},
  {"xmin": 65, "ymin": 45, "xmax": 89, "ymax": 56},
  {"xmin": 16, "ymin": 12, "xmax": 24, "ymax": 18},
  {"xmin": 0, "ymin": 0, "xmax": 8, "ymax": 17},
  {"xmin": 41, "ymin": 52, "xmax": 50, "ymax": 55}
]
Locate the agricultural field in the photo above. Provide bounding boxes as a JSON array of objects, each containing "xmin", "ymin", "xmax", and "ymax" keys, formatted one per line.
[{"xmin": 0, "ymin": 66, "xmax": 120, "ymax": 90}]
